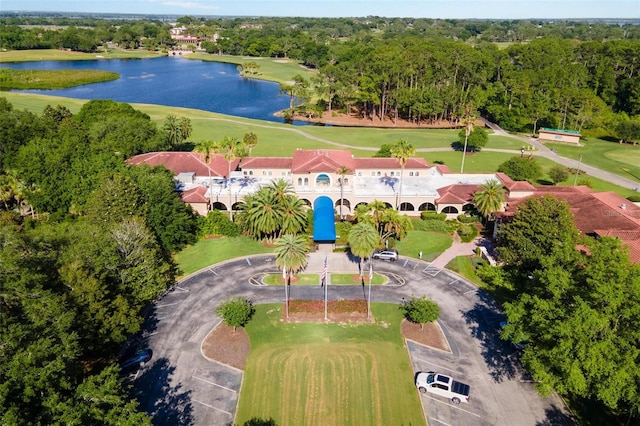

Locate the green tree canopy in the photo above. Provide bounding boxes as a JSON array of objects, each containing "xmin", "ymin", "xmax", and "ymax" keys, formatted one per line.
[
  {"xmin": 400, "ymin": 296, "xmax": 440, "ymax": 330},
  {"xmin": 473, "ymin": 179, "xmax": 506, "ymax": 220},
  {"xmin": 215, "ymin": 297, "xmax": 255, "ymax": 332},
  {"xmin": 458, "ymin": 126, "xmax": 489, "ymax": 151},
  {"xmin": 497, "ymin": 155, "xmax": 542, "ymax": 182}
]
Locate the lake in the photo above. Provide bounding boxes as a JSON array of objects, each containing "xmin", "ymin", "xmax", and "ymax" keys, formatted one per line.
[{"xmin": 2, "ymin": 56, "xmax": 304, "ymax": 124}]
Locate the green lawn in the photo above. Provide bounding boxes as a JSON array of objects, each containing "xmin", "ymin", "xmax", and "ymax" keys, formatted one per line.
[
  {"xmin": 236, "ymin": 303, "xmax": 425, "ymax": 426},
  {"xmin": 0, "ymin": 69, "xmax": 119, "ymax": 90},
  {"xmin": 186, "ymin": 53, "xmax": 315, "ymax": 85},
  {"xmin": 547, "ymin": 139, "xmax": 640, "ymax": 184},
  {"xmin": 395, "ymin": 230, "xmax": 453, "ymax": 262},
  {"xmin": 445, "ymin": 256, "xmax": 484, "ymax": 286},
  {"xmin": 173, "ymin": 236, "xmax": 272, "ymax": 278},
  {"xmin": 329, "ymin": 273, "xmax": 386, "ymax": 285},
  {"xmin": 263, "ymin": 273, "xmax": 319, "ymax": 285},
  {"xmin": 0, "ymin": 48, "xmax": 165, "ymax": 62}
]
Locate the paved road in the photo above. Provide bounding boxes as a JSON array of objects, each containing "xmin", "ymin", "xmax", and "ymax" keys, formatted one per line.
[{"xmin": 130, "ymin": 253, "xmax": 575, "ymax": 426}]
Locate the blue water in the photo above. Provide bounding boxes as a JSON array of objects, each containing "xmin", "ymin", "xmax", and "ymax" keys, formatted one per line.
[{"xmin": 2, "ymin": 56, "xmax": 305, "ymax": 124}]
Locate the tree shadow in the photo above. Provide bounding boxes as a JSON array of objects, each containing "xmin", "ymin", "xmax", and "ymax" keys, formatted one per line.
[
  {"xmin": 460, "ymin": 291, "xmax": 520, "ymax": 383},
  {"xmin": 378, "ymin": 176, "xmax": 398, "ymax": 190},
  {"xmin": 133, "ymin": 357, "xmax": 194, "ymax": 426},
  {"xmin": 535, "ymin": 404, "xmax": 578, "ymax": 426}
]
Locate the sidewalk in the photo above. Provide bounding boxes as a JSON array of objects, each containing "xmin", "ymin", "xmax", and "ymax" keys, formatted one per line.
[{"xmin": 428, "ymin": 237, "xmax": 493, "ymax": 269}]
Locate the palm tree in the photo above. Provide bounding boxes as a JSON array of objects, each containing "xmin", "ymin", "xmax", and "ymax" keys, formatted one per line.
[
  {"xmin": 348, "ymin": 222, "xmax": 380, "ymax": 280},
  {"xmin": 337, "ymin": 166, "xmax": 350, "ymax": 220},
  {"xmin": 473, "ymin": 179, "xmax": 506, "ymax": 221},
  {"xmin": 279, "ymin": 195, "xmax": 308, "ymax": 237},
  {"xmin": 0, "ymin": 174, "xmax": 14, "ymax": 210},
  {"xmin": 348, "ymin": 222, "xmax": 380, "ymax": 319},
  {"xmin": 274, "ymin": 233, "xmax": 309, "ymax": 319},
  {"xmin": 221, "ymin": 136, "xmax": 246, "ymax": 221},
  {"xmin": 179, "ymin": 117, "xmax": 192, "ymax": 144},
  {"xmin": 381, "ymin": 209, "xmax": 413, "ymax": 241},
  {"xmin": 194, "ymin": 140, "xmax": 220, "ymax": 211},
  {"xmin": 163, "ymin": 114, "xmax": 180, "ymax": 149},
  {"xmin": 241, "ymin": 186, "xmax": 282, "ymax": 242},
  {"xmin": 390, "ymin": 139, "xmax": 415, "ymax": 211},
  {"xmin": 460, "ymin": 109, "xmax": 475, "ymax": 173},
  {"xmin": 243, "ymin": 132, "xmax": 258, "ymax": 156}
]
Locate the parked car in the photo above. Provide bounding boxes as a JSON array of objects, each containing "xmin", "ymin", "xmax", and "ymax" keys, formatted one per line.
[
  {"xmin": 415, "ymin": 371, "xmax": 470, "ymax": 404},
  {"xmin": 372, "ymin": 249, "xmax": 398, "ymax": 261},
  {"xmin": 120, "ymin": 349, "xmax": 152, "ymax": 371}
]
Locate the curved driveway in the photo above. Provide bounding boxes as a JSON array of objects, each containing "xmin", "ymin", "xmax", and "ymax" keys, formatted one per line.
[{"xmin": 131, "ymin": 253, "xmax": 575, "ymax": 426}]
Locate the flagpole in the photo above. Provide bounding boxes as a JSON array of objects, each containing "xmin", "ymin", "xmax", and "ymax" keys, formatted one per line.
[
  {"xmin": 323, "ymin": 255, "xmax": 328, "ymax": 321},
  {"xmin": 283, "ymin": 263, "xmax": 288, "ymax": 319},
  {"xmin": 367, "ymin": 259, "xmax": 373, "ymax": 319}
]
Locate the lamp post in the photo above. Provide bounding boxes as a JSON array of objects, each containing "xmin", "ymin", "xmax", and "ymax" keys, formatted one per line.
[
  {"xmin": 460, "ymin": 115, "xmax": 473, "ymax": 173},
  {"xmin": 573, "ymin": 154, "xmax": 583, "ymax": 186}
]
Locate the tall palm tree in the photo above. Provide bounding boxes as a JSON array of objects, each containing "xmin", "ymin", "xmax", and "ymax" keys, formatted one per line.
[
  {"xmin": 473, "ymin": 179, "xmax": 506, "ymax": 221},
  {"xmin": 163, "ymin": 114, "xmax": 180, "ymax": 149},
  {"xmin": 381, "ymin": 209, "xmax": 413, "ymax": 241},
  {"xmin": 348, "ymin": 222, "xmax": 380, "ymax": 319},
  {"xmin": 242, "ymin": 186, "xmax": 282, "ymax": 242},
  {"xmin": 348, "ymin": 222, "xmax": 380, "ymax": 280},
  {"xmin": 179, "ymin": 117, "xmax": 192, "ymax": 144},
  {"xmin": 0, "ymin": 174, "xmax": 15, "ymax": 210},
  {"xmin": 274, "ymin": 233, "xmax": 309, "ymax": 319},
  {"xmin": 243, "ymin": 132, "xmax": 258, "ymax": 156},
  {"xmin": 194, "ymin": 140, "xmax": 220, "ymax": 211},
  {"xmin": 337, "ymin": 166, "xmax": 350, "ymax": 220},
  {"xmin": 390, "ymin": 139, "xmax": 415, "ymax": 211},
  {"xmin": 221, "ymin": 136, "xmax": 246, "ymax": 221}
]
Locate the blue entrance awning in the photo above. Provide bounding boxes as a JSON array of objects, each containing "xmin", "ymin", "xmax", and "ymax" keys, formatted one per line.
[{"xmin": 313, "ymin": 196, "xmax": 336, "ymax": 242}]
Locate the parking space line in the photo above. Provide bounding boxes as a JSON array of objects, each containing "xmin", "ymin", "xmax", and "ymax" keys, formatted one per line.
[
  {"xmin": 403, "ymin": 259, "xmax": 409, "ymax": 267},
  {"xmin": 464, "ymin": 289, "xmax": 476, "ymax": 295},
  {"xmin": 156, "ymin": 302, "xmax": 178, "ymax": 307},
  {"xmin": 172, "ymin": 286, "xmax": 189, "ymax": 293},
  {"xmin": 193, "ymin": 375, "xmax": 237, "ymax": 393},
  {"xmin": 208, "ymin": 268, "xmax": 218, "ymax": 275},
  {"xmin": 429, "ymin": 417, "xmax": 452, "ymax": 426},
  {"xmin": 414, "ymin": 358, "xmax": 461, "ymax": 374},
  {"xmin": 423, "ymin": 395, "xmax": 481, "ymax": 418},
  {"xmin": 192, "ymin": 398, "xmax": 232, "ymax": 416},
  {"xmin": 246, "ymin": 258, "xmax": 252, "ymax": 266}
]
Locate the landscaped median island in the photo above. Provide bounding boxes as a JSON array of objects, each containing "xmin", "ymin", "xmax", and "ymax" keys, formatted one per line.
[
  {"xmin": 201, "ymin": 302, "xmax": 448, "ymax": 425},
  {"xmin": 261, "ymin": 273, "xmax": 387, "ymax": 285}
]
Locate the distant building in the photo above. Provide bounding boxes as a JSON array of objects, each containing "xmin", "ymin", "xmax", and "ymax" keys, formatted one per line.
[{"xmin": 538, "ymin": 128, "xmax": 581, "ymax": 145}]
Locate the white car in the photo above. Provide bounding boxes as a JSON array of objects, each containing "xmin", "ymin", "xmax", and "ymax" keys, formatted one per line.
[{"xmin": 416, "ymin": 371, "xmax": 470, "ymax": 404}]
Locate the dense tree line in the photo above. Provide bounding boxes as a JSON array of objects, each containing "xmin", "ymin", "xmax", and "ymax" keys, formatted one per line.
[
  {"xmin": 0, "ymin": 98, "xmax": 200, "ymax": 423},
  {"xmin": 478, "ymin": 196, "xmax": 640, "ymax": 420}
]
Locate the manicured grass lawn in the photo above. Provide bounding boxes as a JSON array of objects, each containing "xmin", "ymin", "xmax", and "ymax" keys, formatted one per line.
[
  {"xmin": 445, "ymin": 256, "xmax": 484, "ymax": 286},
  {"xmin": 186, "ymin": 53, "xmax": 314, "ymax": 85},
  {"xmin": 0, "ymin": 69, "xmax": 119, "ymax": 90},
  {"xmin": 236, "ymin": 303, "xmax": 425, "ymax": 426},
  {"xmin": 329, "ymin": 273, "xmax": 386, "ymax": 285},
  {"xmin": 263, "ymin": 274, "xmax": 319, "ymax": 285},
  {"xmin": 547, "ymin": 139, "xmax": 640, "ymax": 184},
  {"xmin": 0, "ymin": 48, "xmax": 165, "ymax": 62},
  {"xmin": 395, "ymin": 230, "xmax": 452, "ymax": 262},
  {"xmin": 173, "ymin": 236, "xmax": 272, "ymax": 278}
]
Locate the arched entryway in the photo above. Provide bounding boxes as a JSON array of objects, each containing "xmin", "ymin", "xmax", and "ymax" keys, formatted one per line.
[
  {"xmin": 335, "ymin": 199, "xmax": 351, "ymax": 217},
  {"xmin": 441, "ymin": 206, "xmax": 459, "ymax": 214},
  {"xmin": 419, "ymin": 202, "xmax": 436, "ymax": 211},
  {"xmin": 211, "ymin": 202, "xmax": 227, "ymax": 211},
  {"xmin": 313, "ymin": 196, "xmax": 336, "ymax": 242},
  {"xmin": 399, "ymin": 202, "xmax": 415, "ymax": 212}
]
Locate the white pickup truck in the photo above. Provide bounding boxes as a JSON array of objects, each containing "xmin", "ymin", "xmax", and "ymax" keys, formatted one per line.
[{"xmin": 415, "ymin": 371, "xmax": 471, "ymax": 404}]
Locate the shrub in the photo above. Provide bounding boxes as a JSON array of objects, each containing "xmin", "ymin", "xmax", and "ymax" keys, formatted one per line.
[
  {"xmin": 215, "ymin": 297, "xmax": 255, "ymax": 332},
  {"xmin": 457, "ymin": 214, "xmax": 480, "ymax": 223},
  {"xmin": 497, "ymin": 156, "xmax": 542, "ymax": 182},
  {"xmin": 627, "ymin": 194, "xmax": 640, "ymax": 202},
  {"xmin": 198, "ymin": 210, "xmax": 241, "ymax": 237},
  {"xmin": 420, "ymin": 211, "xmax": 446, "ymax": 221},
  {"xmin": 458, "ymin": 223, "xmax": 478, "ymax": 243},
  {"xmin": 400, "ymin": 296, "xmax": 440, "ymax": 330}
]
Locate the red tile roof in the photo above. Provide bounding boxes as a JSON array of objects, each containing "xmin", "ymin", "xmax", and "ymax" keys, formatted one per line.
[
  {"xmin": 291, "ymin": 149, "xmax": 357, "ymax": 173},
  {"xmin": 354, "ymin": 157, "xmax": 430, "ymax": 169},
  {"xmin": 241, "ymin": 157, "xmax": 292, "ymax": 169},
  {"xmin": 496, "ymin": 172, "xmax": 536, "ymax": 191},
  {"xmin": 181, "ymin": 186, "xmax": 209, "ymax": 203},
  {"xmin": 436, "ymin": 184, "xmax": 481, "ymax": 204},
  {"xmin": 500, "ymin": 186, "xmax": 640, "ymax": 263},
  {"xmin": 127, "ymin": 152, "xmax": 239, "ymax": 177}
]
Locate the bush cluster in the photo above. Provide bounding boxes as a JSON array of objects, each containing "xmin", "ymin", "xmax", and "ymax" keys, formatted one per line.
[{"xmin": 198, "ymin": 210, "xmax": 241, "ymax": 237}]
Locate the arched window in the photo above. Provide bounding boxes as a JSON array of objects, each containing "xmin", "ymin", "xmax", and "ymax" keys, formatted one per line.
[
  {"xmin": 316, "ymin": 174, "xmax": 330, "ymax": 186},
  {"xmin": 304, "ymin": 177, "xmax": 309, "ymax": 185},
  {"xmin": 441, "ymin": 206, "xmax": 459, "ymax": 214},
  {"xmin": 415, "ymin": 171, "xmax": 419, "ymax": 176},
  {"xmin": 409, "ymin": 171, "xmax": 414, "ymax": 177},
  {"xmin": 297, "ymin": 178, "xmax": 302, "ymax": 185},
  {"xmin": 390, "ymin": 171, "xmax": 395, "ymax": 177},
  {"xmin": 377, "ymin": 171, "xmax": 381, "ymax": 177}
]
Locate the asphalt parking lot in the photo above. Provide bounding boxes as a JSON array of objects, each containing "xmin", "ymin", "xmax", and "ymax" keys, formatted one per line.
[{"xmin": 129, "ymin": 254, "xmax": 576, "ymax": 426}]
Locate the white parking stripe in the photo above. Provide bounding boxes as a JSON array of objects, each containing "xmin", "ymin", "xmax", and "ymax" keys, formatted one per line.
[
  {"xmin": 156, "ymin": 302, "xmax": 178, "ymax": 307},
  {"xmin": 193, "ymin": 375, "xmax": 237, "ymax": 393},
  {"xmin": 414, "ymin": 357, "xmax": 461, "ymax": 374},
  {"xmin": 429, "ymin": 417, "xmax": 452, "ymax": 426},
  {"xmin": 192, "ymin": 398, "xmax": 232, "ymax": 415},
  {"xmin": 422, "ymin": 395, "xmax": 481, "ymax": 418}
]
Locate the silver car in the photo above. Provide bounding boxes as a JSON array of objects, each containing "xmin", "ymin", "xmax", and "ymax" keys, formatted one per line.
[{"xmin": 372, "ymin": 249, "xmax": 398, "ymax": 261}]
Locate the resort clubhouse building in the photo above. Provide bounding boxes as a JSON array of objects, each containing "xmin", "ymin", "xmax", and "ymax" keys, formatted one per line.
[{"xmin": 128, "ymin": 148, "xmax": 520, "ymax": 218}]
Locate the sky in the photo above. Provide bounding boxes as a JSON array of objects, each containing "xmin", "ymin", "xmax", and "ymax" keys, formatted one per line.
[{"xmin": 1, "ymin": 1, "xmax": 638, "ymax": 19}]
